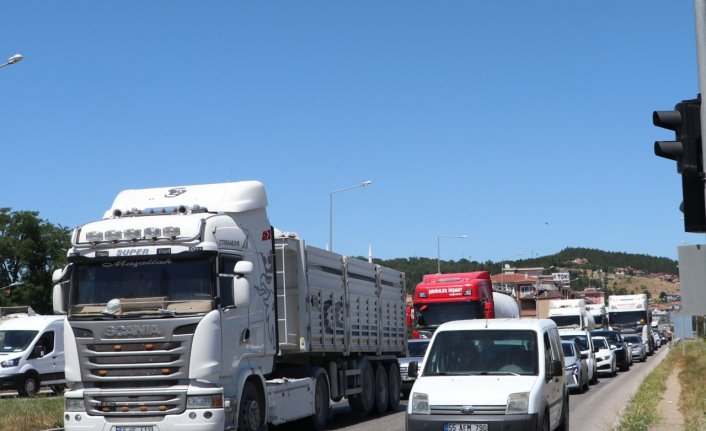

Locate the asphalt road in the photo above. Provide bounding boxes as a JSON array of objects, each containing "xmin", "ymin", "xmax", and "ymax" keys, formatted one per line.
[{"xmin": 285, "ymin": 345, "xmax": 672, "ymax": 431}]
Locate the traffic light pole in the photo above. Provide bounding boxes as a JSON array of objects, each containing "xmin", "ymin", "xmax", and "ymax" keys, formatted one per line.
[{"xmin": 695, "ymin": 0, "xmax": 706, "ymax": 213}]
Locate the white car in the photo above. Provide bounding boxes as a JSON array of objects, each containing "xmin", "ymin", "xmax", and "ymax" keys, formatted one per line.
[{"xmin": 591, "ymin": 336, "xmax": 617, "ymax": 377}]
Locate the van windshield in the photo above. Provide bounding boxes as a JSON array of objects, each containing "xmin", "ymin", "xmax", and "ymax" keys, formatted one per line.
[
  {"xmin": 422, "ymin": 330, "xmax": 538, "ymax": 376},
  {"xmin": 0, "ymin": 330, "xmax": 38, "ymax": 353}
]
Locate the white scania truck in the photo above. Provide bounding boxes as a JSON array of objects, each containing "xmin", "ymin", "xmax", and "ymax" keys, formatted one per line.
[
  {"xmin": 52, "ymin": 181, "xmax": 407, "ymax": 431},
  {"xmin": 607, "ymin": 294, "xmax": 653, "ymax": 355}
]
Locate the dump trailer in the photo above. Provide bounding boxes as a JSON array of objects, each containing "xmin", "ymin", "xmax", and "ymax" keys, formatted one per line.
[{"xmin": 52, "ymin": 181, "xmax": 406, "ymax": 431}]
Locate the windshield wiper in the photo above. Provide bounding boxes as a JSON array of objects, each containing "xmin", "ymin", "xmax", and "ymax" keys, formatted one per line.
[{"xmin": 158, "ymin": 308, "xmax": 176, "ymax": 316}]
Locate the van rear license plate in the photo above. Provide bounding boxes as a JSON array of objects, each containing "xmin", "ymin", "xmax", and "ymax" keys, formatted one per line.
[
  {"xmin": 115, "ymin": 427, "xmax": 153, "ymax": 431},
  {"xmin": 444, "ymin": 424, "xmax": 488, "ymax": 431}
]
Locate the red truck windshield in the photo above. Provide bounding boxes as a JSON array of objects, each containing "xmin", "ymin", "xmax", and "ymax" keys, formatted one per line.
[{"xmin": 415, "ymin": 301, "xmax": 484, "ymax": 328}]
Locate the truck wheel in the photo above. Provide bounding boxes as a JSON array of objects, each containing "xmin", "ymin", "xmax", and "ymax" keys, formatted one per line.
[
  {"xmin": 305, "ymin": 371, "xmax": 330, "ymax": 431},
  {"xmin": 17, "ymin": 373, "xmax": 39, "ymax": 397},
  {"xmin": 348, "ymin": 360, "xmax": 375, "ymax": 415},
  {"xmin": 373, "ymin": 364, "xmax": 389, "ymax": 414},
  {"xmin": 386, "ymin": 362, "xmax": 401, "ymax": 411},
  {"xmin": 238, "ymin": 381, "xmax": 265, "ymax": 431}
]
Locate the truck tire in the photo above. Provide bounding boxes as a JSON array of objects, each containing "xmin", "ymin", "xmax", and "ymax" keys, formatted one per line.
[
  {"xmin": 238, "ymin": 381, "xmax": 265, "ymax": 431},
  {"xmin": 373, "ymin": 363, "xmax": 389, "ymax": 414},
  {"xmin": 305, "ymin": 371, "xmax": 330, "ymax": 431},
  {"xmin": 17, "ymin": 373, "xmax": 39, "ymax": 397},
  {"xmin": 386, "ymin": 362, "xmax": 401, "ymax": 411},
  {"xmin": 50, "ymin": 384, "xmax": 66, "ymax": 396},
  {"xmin": 348, "ymin": 360, "xmax": 375, "ymax": 415}
]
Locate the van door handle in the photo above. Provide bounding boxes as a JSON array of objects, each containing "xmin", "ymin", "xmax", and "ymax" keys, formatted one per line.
[{"xmin": 52, "ymin": 355, "xmax": 58, "ymax": 359}]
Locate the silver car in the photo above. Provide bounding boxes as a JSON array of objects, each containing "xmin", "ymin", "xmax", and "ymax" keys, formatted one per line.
[
  {"xmin": 398, "ymin": 338, "xmax": 430, "ymax": 399},
  {"xmin": 562, "ymin": 340, "xmax": 589, "ymax": 393},
  {"xmin": 624, "ymin": 334, "xmax": 647, "ymax": 362}
]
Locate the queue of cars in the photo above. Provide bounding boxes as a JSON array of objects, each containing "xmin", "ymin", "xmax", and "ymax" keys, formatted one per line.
[{"xmin": 400, "ymin": 320, "xmax": 667, "ymax": 431}]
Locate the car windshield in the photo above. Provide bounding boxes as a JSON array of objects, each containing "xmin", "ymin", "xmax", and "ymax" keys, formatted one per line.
[
  {"xmin": 560, "ymin": 334, "xmax": 588, "ymax": 351},
  {"xmin": 422, "ymin": 329, "xmax": 538, "ymax": 376},
  {"xmin": 592, "ymin": 331, "xmax": 620, "ymax": 343},
  {"xmin": 408, "ymin": 340, "xmax": 430, "ymax": 357},
  {"xmin": 0, "ymin": 330, "xmax": 38, "ymax": 353},
  {"xmin": 592, "ymin": 338, "xmax": 608, "ymax": 349},
  {"xmin": 561, "ymin": 342, "xmax": 575, "ymax": 357},
  {"xmin": 69, "ymin": 256, "xmax": 214, "ymax": 317}
]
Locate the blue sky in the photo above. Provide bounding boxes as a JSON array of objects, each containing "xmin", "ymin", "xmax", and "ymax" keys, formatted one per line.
[{"xmin": 0, "ymin": 1, "xmax": 700, "ymax": 263}]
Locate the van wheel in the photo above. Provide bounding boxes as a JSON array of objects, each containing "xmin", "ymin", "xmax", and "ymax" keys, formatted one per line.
[
  {"xmin": 373, "ymin": 364, "xmax": 389, "ymax": 414},
  {"xmin": 386, "ymin": 362, "xmax": 401, "ymax": 411},
  {"xmin": 17, "ymin": 373, "xmax": 39, "ymax": 397},
  {"xmin": 50, "ymin": 384, "xmax": 66, "ymax": 396}
]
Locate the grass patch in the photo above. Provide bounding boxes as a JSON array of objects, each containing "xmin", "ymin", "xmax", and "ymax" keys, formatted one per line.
[
  {"xmin": 0, "ymin": 395, "xmax": 63, "ymax": 431},
  {"xmin": 678, "ymin": 340, "xmax": 706, "ymax": 431},
  {"xmin": 617, "ymin": 348, "xmax": 675, "ymax": 431}
]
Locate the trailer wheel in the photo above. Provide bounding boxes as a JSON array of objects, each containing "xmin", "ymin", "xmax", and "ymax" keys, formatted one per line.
[
  {"xmin": 373, "ymin": 364, "xmax": 389, "ymax": 414},
  {"xmin": 305, "ymin": 370, "xmax": 330, "ymax": 431},
  {"xmin": 348, "ymin": 359, "xmax": 375, "ymax": 415},
  {"xmin": 17, "ymin": 373, "xmax": 39, "ymax": 397},
  {"xmin": 238, "ymin": 381, "xmax": 265, "ymax": 431},
  {"xmin": 386, "ymin": 362, "xmax": 401, "ymax": 411}
]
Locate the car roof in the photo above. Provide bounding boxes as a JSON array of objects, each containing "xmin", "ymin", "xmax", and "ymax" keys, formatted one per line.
[{"xmin": 0, "ymin": 315, "xmax": 64, "ymax": 331}]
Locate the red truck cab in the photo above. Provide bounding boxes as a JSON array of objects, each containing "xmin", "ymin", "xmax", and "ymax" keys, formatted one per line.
[{"xmin": 413, "ymin": 271, "xmax": 495, "ymax": 332}]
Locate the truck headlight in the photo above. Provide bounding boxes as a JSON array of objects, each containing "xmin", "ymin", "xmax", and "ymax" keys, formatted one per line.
[
  {"xmin": 187, "ymin": 395, "xmax": 223, "ymax": 409},
  {"xmin": 506, "ymin": 392, "xmax": 529, "ymax": 415},
  {"xmin": 0, "ymin": 357, "xmax": 19, "ymax": 368},
  {"xmin": 65, "ymin": 398, "xmax": 86, "ymax": 412},
  {"xmin": 411, "ymin": 392, "xmax": 430, "ymax": 415}
]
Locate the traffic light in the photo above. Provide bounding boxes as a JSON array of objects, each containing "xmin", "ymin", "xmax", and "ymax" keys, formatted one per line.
[{"xmin": 653, "ymin": 95, "xmax": 705, "ymax": 232}]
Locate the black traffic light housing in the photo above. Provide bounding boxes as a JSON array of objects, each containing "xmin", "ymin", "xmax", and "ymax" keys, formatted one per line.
[{"xmin": 653, "ymin": 95, "xmax": 705, "ymax": 232}]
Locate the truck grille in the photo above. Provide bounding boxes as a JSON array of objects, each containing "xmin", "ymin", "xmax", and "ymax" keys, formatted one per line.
[{"xmin": 71, "ymin": 318, "xmax": 200, "ymax": 417}]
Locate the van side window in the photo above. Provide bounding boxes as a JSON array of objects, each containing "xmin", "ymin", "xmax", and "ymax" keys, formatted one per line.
[
  {"xmin": 218, "ymin": 255, "xmax": 242, "ymax": 308},
  {"xmin": 29, "ymin": 331, "xmax": 55, "ymax": 359},
  {"xmin": 543, "ymin": 332, "xmax": 552, "ymax": 375},
  {"xmin": 548, "ymin": 328, "xmax": 562, "ymax": 361}
]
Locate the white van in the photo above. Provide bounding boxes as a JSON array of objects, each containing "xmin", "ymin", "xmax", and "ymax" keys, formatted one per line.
[
  {"xmin": 405, "ymin": 319, "xmax": 569, "ymax": 431},
  {"xmin": 0, "ymin": 315, "xmax": 66, "ymax": 396}
]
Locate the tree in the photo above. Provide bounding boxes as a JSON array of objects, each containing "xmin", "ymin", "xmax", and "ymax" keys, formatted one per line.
[{"xmin": 0, "ymin": 208, "xmax": 71, "ymax": 313}]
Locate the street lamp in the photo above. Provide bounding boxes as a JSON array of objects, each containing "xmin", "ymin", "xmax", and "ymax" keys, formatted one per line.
[
  {"xmin": 328, "ymin": 180, "xmax": 373, "ymax": 251},
  {"xmin": 0, "ymin": 54, "xmax": 23, "ymax": 70},
  {"xmin": 437, "ymin": 235, "xmax": 467, "ymax": 273}
]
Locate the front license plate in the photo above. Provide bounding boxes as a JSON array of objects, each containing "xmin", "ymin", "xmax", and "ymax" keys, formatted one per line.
[
  {"xmin": 115, "ymin": 427, "xmax": 153, "ymax": 431},
  {"xmin": 444, "ymin": 424, "xmax": 488, "ymax": 431}
]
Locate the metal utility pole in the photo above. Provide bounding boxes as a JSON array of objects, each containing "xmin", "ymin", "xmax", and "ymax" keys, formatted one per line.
[{"xmin": 696, "ymin": 0, "xmax": 706, "ymax": 215}]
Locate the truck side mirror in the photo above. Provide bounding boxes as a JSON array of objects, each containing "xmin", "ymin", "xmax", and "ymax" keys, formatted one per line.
[
  {"xmin": 232, "ymin": 261, "xmax": 253, "ymax": 308},
  {"xmin": 53, "ymin": 284, "xmax": 66, "ymax": 315}
]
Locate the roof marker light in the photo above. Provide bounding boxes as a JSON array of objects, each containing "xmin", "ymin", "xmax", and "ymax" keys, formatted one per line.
[
  {"xmin": 124, "ymin": 229, "xmax": 141, "ymax": 241},
  {"xmin": 144, "ymin": 227, "xmax": 161, "ymax": 239},
  {"xmin": 163, "ymin": 226, "xmax": 180, "ymax": 238},
  {"xmin": 105, "ymin": 230, "xmax": 123, "ymax": 241},
  {"xmin": 86, "ymin": 231, "xmax": 103, "ymax": 242}
]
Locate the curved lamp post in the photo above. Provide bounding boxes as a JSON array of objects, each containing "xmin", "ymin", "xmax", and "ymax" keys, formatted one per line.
[
  {"xmin": 0, "ymin": 54, "xmax": 23, "ymax": 69},
  {"xmin": 328, "ymin": 180, "xmax": 373, "ymax": 251}
]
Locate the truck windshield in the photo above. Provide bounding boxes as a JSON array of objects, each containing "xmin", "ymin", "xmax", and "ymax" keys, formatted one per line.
[
  {"xmin": 549, "ymin": 315, "xmax": 581, "ymax": 328},
  {"xmin": 609, "ymin": 311, "xmax": 647, "ymax": 326},
  {"xmin": 422, "ymin": 330, "xmax": 538, "ymax": 376},
  {"xmin": 69, "ymin": 257, "xmax": 214, "ymax": 317},
  {"xmin": 415, "ymin": 302, "xmax": 483, "ymax": 328},
  {"xmin": 0, "ymin": 330, "xmax": 38, "ymax": 353}
]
